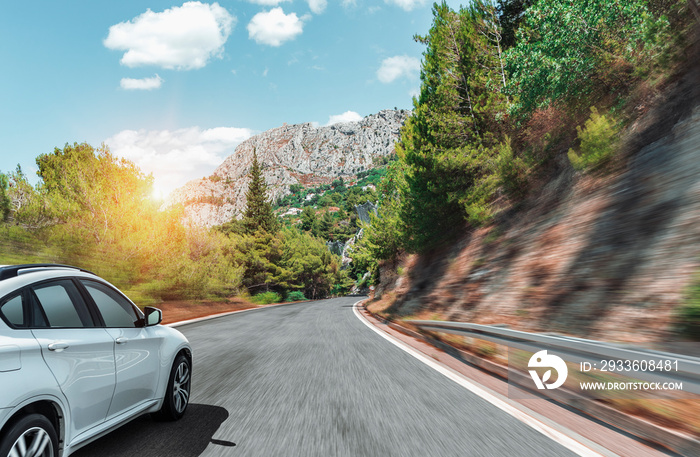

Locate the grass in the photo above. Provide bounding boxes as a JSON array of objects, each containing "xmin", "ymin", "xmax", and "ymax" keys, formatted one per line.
[{"xmin": 251, "ymin": 291, "xmax": 282, "ymax": 304}]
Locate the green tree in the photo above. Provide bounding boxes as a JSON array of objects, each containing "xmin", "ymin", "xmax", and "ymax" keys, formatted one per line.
[
  {"xmin": 318, "ymin": 211, "xmax": 334, "ymax": 239},
  {"xmin": 473, "ymin": 0, "xmax": 509, "ymax": 96},
  {"xmin": 3, "ymin": 166, "xmax": 55, "ymax": 230},
  {"xmin": 505, "ymin": 0, "xmax": 670, "ymax": 115},
  {"xmin": 0, "ymin": 172, "xmax": 11, "ymax": 222},
  {"xmin": 350, "ymin": 159, "xmax": 406, "ymax": 279},
  {"xmin": 242, "ymin": 150, "xmax": 279, "ymax": 234},
  {"xmin": 36, "ymin": 143, "xmax": 153, "ymax": 239},
  {"xmin": 495, "ymin": 0, "xmax": 535, "ymax": 48},
  {"xmin": 230, "ymin": 230, "xmax": 285, "ymax": 294},
  {"xmin": 331, "ymin": 177, "xmax": 346, "ymax": 193},
  {"xmin": 299, "ymin": 206, "xmax": 318, "ymax": 235},
  {"xmin": 280, "ymin": 228, "xmax": 346, "ymax": 299},
  {"xmin": 317, "ymin": 193, "xmax": 333, "ymax": 207},
  {"xmin": 145, "ymin": 225, "xmax": 242, "ymax": 301},
  {"xmin": 357, "ymin": 198, "xmax": 403, "ymax": 264},
  {"xmin": 230, "ymin": 226, "xmax": 347, "ymax": 299},
  {"xmin": 36, "ymin": 144, "xmax": 168, "ymax": 284},
  {"xmin": 397, "ymin": 2, "xmax": 511, "ymax": 251}
]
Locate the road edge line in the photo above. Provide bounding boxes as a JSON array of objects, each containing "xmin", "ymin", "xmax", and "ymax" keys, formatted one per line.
[
  {"xmin": 167, "ymin": 301, "xmax": 305, "ymax": 328},
  {"xmin": 352, "ymin": 300, "xmax": 615, "ymax": 457}
]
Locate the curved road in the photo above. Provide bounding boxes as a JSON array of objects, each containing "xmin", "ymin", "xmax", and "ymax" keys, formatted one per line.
[{"xmin": 75, "ymin": 296, "xmax": 579, "ymax": 457}]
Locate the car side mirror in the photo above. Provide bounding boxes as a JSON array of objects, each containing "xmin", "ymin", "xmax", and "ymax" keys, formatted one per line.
[{"xmin": 144, "ymin": 307, "xmax": 163, "ymax": 326}]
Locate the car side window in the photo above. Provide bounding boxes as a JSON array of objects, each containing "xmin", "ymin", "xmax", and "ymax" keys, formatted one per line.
[
  {"xmin": 31, "ymin": 280, "xmax": 94, "ymax": 328},
  {"xmin": 81, "ymin": 280, "xmax": 141, "ymax": 328},
  {"xmin": 0, "ymin": 293, "xmax": 25, "ymax": 327}
]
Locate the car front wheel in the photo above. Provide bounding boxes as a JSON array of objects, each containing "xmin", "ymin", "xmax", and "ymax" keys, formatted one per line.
[
  {"xmin": 0, "ymin": 413, "xmax": 58, "ymax": 457},
  {"xmin": 155, "ymin": 353, "xmax": 191, "ymax": 421}
]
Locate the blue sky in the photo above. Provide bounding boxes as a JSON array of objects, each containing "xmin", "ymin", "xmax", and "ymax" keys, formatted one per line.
[{"xmin": 1, "ymin": 0, "xmax": 462, "ymax": 197}]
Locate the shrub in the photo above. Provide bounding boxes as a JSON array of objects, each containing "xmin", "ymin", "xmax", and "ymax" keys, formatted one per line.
[
  {"xmin": 330, "ymin": 283, "xmax": 350, "ymax": 296},
  {"xmin": 494, "ymin": 138, "xmax": 529, "ymax": 199},
  {"xmin": 505, "ymin": 0, "xmax": 670, "ymax": 114},
  {"xmin": 678, "ymin": 302, "xmax": 700, "ymax": 340},
  {"xmin": 678, "ymin": 278, "xmax": 700, "ymax": 340},
  {"xmin": 568, "ymin": 107, "xmax": 619, "ymax": 171},
  {"xmin": 251, "ymin": 291, "xmax": 282, "ymax": 304},
  {"xmin": 285, "ymin": 291, "xmax": 307, "ymax": 302}
]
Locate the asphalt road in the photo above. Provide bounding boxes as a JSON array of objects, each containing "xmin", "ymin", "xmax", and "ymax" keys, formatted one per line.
[{"xmin": 74, "ymin": 296, "xmax": 579, "ymax": 457}]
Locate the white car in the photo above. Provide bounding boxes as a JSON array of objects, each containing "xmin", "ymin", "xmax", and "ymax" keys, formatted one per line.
[{"xmin": 0, "ymin": 264, "xmax": 192, "ymax": 457}]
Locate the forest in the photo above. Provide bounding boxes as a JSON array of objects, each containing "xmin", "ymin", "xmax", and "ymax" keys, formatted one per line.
[{"xmin": 353, "ymin": 0, "xmax": 690, "ymax": 283}]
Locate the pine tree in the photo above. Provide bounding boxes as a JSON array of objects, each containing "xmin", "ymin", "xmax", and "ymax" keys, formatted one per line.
[
  {"xmin": 496, "ymin": 0, "xmax": 535, "ymax": 49},
  {"xmin": 299, "ymin": 206, "xmax": 318, "ymax": 235},
  {"xmin": 397, "ymin": 2, "xmax": 510, "ymax": 251},
  {"xmin": 242, "ymin": 149, "xmax": 279, "ymax": 234}
]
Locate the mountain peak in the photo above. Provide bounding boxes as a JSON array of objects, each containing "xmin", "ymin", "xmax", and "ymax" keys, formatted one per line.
[{"xmin": 169, "ymin": 109, "xmax": 409, "ymax": 227}]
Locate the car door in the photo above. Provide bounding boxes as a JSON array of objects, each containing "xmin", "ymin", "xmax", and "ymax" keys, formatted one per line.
[
  {"xmin": 78, "ymin": 279, "xmax": 162, "ymax": 418},
  {"xmin": 28, "ymin": 279, "xmax": 116, "ymax": 438}
]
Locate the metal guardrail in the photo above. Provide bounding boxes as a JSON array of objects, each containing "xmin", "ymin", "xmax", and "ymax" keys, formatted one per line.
[{"xmin": 407, "ymin": 320, "xmax": 700, "ymax": 394}]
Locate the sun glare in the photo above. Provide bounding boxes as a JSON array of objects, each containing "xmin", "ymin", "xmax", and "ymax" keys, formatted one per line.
[{"xmin": 150, "ymin": 183, "xmax": 167, "ymax": 203}]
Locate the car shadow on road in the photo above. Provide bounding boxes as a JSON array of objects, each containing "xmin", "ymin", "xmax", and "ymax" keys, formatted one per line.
[{"xmin": 72, "ymin": 404, "xmax": 232, "ymax": 457}]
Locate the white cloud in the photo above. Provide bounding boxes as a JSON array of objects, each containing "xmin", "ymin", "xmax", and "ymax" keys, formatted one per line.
[
  {"xmin": 120, "ymin": 75, "xmax": 163, "ymax": 90},
  {"xmin": 384, "ymin": 0, "xmax": 428, "ymax": 11},
  {"xmin": 104, "ymin": 2, "xmax": 235, "ymax": 70},
  {"xmin": 326, "ymin": 111, "xmax": 363, "ymax": 126},
  {"xmin": 308, "ymin": 0, "xmax": 327, "ymax": 14},
  {"xmin": 247, "ymin": 0, "xmax": 290, "ymax": 4},
  {"xmin": 377, "ymin": 55, "xmax": 420, "ymax": 83},
  {"xmin": 105, "ymin": 126, "xmax": 254, "ymax": 197},
  {"xmin": 247, "ymin": 8, "xmax": 305, "ymax": 47}
]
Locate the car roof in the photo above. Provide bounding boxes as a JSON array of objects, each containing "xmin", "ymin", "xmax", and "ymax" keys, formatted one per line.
[
  {"xmin": 0, "ymin": 264, "xmax": 95, "ymax": 280},
  {"xmin": 0, "ymin": 264, "xmax": 104, "ymax": 298}
]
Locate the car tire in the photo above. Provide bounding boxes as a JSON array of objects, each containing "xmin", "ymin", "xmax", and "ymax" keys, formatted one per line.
[
  {"xmin": 155, "ymin": 353, "xmax": 191, "ymax": 421},
  {"xmin": 0, "ymin": 413, "xmax": 58, "ymax": 457}
]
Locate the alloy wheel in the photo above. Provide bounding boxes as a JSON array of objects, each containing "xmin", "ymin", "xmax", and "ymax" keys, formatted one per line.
[
  {"xmin": 7, "ymin": 426, "xmax": 53, "ymax": 457},
  {"xmin": 172, "ymin": 361, "xmax": 190, "ymax": 414}
]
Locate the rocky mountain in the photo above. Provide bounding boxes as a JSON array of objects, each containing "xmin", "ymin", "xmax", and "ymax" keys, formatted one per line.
[{"xmin": 168, "ymin": 109, "xmax": 409, "ymax": 227}]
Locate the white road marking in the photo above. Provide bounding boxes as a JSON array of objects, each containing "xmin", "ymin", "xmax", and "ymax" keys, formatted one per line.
[
  {"xmin": 352, "ymin": 300, "xmax": 616, "ymax": 457},
  {"xmin": 167, "ymin": 301, "xmax": 305, "ymax": 328}
]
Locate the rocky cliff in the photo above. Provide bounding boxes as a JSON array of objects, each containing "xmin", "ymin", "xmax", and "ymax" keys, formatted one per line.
[
  {"xmin": 371, "ymin": 36, "xmax": 700, "ymax": 343},
  {"xmin": 168, "ymin": 109, "xmax": 409, "ymax": 227}
]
